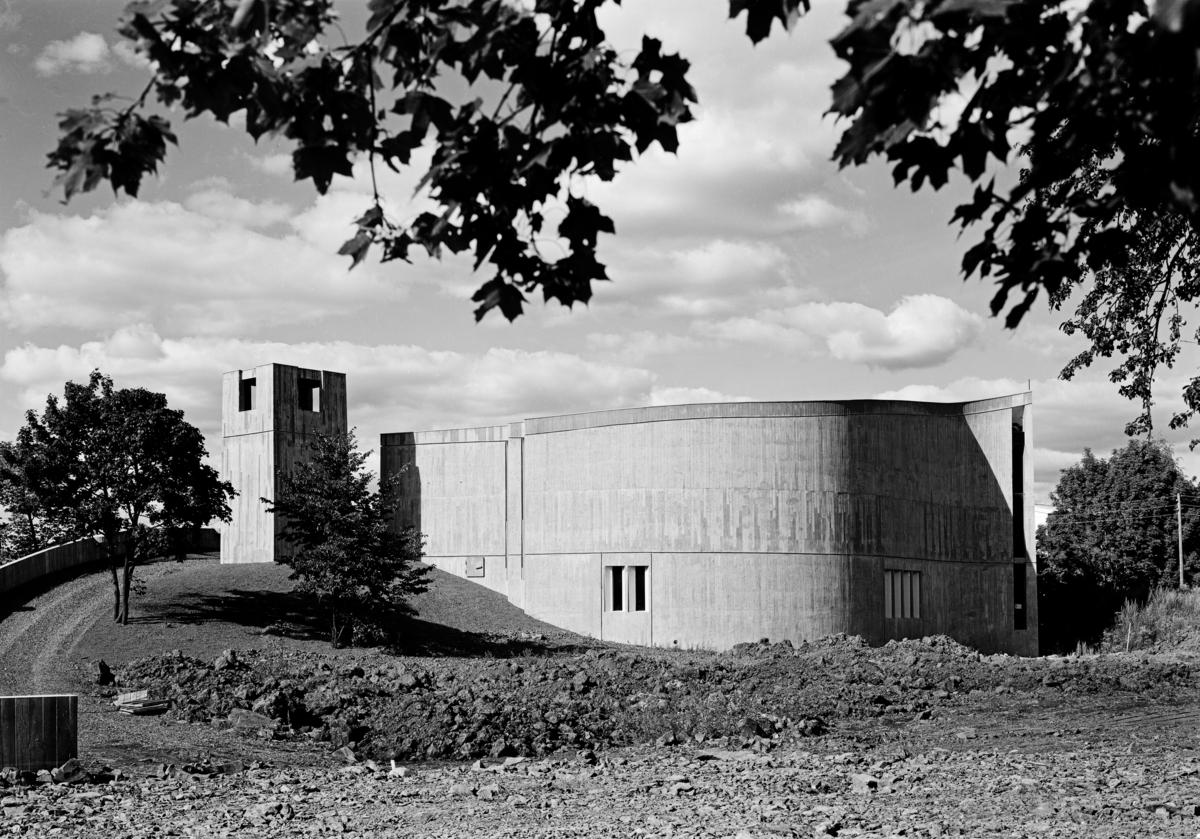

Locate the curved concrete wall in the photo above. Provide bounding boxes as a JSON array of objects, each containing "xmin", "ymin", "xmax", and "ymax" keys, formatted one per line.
[{"xmin": 382, "ymin": 396, "xmax": 1037, "ymax": 654}]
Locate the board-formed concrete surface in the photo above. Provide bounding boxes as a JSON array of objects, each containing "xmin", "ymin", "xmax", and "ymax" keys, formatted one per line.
[
  {"xmin": 220, "ymin": 363, "xmax": 347, "ymax": 564},
  {"xmin": 382, "ymin": 396, "xmax": 1037, "ymax": 654}
]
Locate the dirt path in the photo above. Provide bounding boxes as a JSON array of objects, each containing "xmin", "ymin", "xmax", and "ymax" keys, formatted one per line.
[{"xmin": 0, "ymin": 562, "xmax": 180, "ymax": 696}]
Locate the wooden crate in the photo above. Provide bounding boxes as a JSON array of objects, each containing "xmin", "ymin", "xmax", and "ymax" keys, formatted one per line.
[{"xmin": 0, "ymin": 695, "xmax": 77, "ymax": 771}]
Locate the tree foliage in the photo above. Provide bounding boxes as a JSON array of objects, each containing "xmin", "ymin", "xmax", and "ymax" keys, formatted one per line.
[
  {"xmin": 0, "ymin": 439, "xmax": 73, "ymax": 560},
  {"xmin": 15, "ymin": 371, "xmax": 234, "ymax": 624},
  {"xmin": 263, "ymin": 431, "xmax": 428, "ymax": 648},
  {"xmin": 53, "ymin": 0, "xmax": 1200, "ymax": 426},
  {"xmin": 1037, "ymin": 439, "xmax": 1200, "ymax": 649}
]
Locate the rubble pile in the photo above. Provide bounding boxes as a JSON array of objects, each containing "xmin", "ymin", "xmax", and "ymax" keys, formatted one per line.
[{"xmin": 107, "ymin": 634, "xmax": 1197, "ymax": 763}]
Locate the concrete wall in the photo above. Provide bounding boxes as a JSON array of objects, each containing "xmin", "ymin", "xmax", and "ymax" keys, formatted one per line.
[
  {"xmin": 221, "ymin": 364, "xmax": 347, "ymax": 564},
  {"xmin": 383, "ymin": 396, "xmax": 1037, "ymax": 654}
]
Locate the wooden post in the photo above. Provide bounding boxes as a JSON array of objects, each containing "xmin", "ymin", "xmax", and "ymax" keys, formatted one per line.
[
  {"xmin": 0, "ymin": 695, "xmax": 77, "ymax": 771},
  {"xmin": 1179, "ymin": 493, "xmax": 1185, "ymax": 588}
]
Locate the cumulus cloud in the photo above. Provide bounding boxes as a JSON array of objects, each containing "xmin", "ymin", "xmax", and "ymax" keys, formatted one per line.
[
  {"xmin": 33, "ymin": 32, "xmax": 145, "ymax": 76},
  {"xmin": 778, "ymin": 195, "xmax": 869, "ymax": 235},
  {"xmin": 0, "ymin": 329, "xmax": 739, "ymax": 465},
  {"xmin": 0, "ymin": 197, "xmax": 409, "ymax": 335},
  {"xmin": 35, "ymin": 32, "xmax": 110, "ymax": 76},
  {"xmin": 704, "ymin": 294, "xmax": 984, "ymax": 369}
]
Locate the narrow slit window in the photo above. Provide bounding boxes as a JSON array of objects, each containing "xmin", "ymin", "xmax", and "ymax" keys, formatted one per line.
[
  {"xmin": 884, "ymin": 570, "xmax": 921, "ymax": 619},
  {"xmin": 238, "ymin": 377, "xmax": 256, "ymax": 412},
  {"xmin": 608, "ymin": 566, "xmax": 624, "ymax": 612},
  {"xmin": 632, "ymin": 566, "xmax": 647, "ymax": 612},
  {"xmin": 1013, "ymin": 562, "xmax": 1027, "ymax": 630},
  {"xmin": 298, "ymin": 378, "xmax": 321, "ymax": 412}
]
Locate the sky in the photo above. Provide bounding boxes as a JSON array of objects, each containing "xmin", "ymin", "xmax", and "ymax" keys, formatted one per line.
[{"xmin": 2, "ymin": 0, "xmax": 1199, "ymax": 501}]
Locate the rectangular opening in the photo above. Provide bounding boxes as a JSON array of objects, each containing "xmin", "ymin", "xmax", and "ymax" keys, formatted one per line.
[
  {"xmin": 1014, "ymin": 562, "xmax": 1027, "ymax": 630},
  {"xmin": 1012, "ymin": 413, "xmax": 1026, "ymax": 558},
  {"xmin": 298, "ymin": 378, "xmax": 321, "ymax": 413},
  {"xmin": 632, "ymin": 566, "xmax": 647, "ymax": 612},
  {"xmin": 238, "ymin": 377, "xmax": 256, "ymax": 412},
  {"xmin": 884, "ymin": 569, "xmax": 921, "ymax": 619},
  {"xmin": 607, "ymin": 566, "xmax": 624, "ymax": 612}
]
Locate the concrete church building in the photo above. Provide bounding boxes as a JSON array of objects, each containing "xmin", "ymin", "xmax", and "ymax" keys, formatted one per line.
[{"xmin": 382, "ymin": 395, "xmax": 1038, "ymax": 656}]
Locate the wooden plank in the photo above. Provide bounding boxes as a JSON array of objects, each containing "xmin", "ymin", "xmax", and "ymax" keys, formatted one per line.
[
  {"xmin": 54, "ymin": 697, "xmax": 72, "ymax": 767},
  {"xmin": 39, "ymin": 696, "xmax": 55, "ymax": 773},
  {"xmin": 0, "ymin": 696, "xmax": 13, "ymax": 769},
  {"xmin": 17, "ymin": 695, "xmax": 37, "ymax": 771}
]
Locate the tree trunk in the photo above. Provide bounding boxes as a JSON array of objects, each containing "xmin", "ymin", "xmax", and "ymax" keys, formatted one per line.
[
  {"xmin": 108, "ymin": 548, "xmax": 121, "ymax": 623},
  {"xmin": 119, "ymin": 557, "xmax": 133, "ymax": 625}
]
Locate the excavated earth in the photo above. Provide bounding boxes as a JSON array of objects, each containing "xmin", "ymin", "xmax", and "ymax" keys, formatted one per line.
[{"xmin": 1, "ymin": 556, "xmax": 1199, "ymax": 837}]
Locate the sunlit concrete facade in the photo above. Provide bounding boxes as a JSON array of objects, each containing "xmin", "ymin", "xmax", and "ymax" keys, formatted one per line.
[
  {"xmin": 220, "ymin": 363, "xmax": 348, "ymax": 564},
  {"xmin": 383, "ymin": 396, "xmax": 1037, "ymax": 655}
]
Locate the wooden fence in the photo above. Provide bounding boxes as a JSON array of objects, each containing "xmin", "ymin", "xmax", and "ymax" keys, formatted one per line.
[
  {"xmin": 0, "ymin": 695, "xmax": 77, "ymax": 771},
  {"xmin": 0, "ymin": 528, "xmax": 220, "ymax": 598}
]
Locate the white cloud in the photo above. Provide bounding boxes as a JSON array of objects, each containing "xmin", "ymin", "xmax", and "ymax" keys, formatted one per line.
[
  {"xmin": 704, "ymin": 294, "xmax": 983, "ymax": 369},
  {"xmin": 0, "ymin": 197, "xmax": 409, "ymax": 335},
  {"xmin": 0, "ymin": 329, "xmax": 732, "ymax": 466},
  {"xmin": 183, "ymin": 190, "xmax": 293, "ymax": 228},
  {"xmin": 35, "ymin": 32, "xmax": 111, "ymax": 76},
  {"xmin": 247, "ymin": 153, "xmax": 294, "ymax": 178},
  {"xmin": 111, "ymin": 40, "xmax": 151, "ymax": 70},
  {"xmin": 779, "ymin": 195, "xmax": 869, "ymax": 235}
]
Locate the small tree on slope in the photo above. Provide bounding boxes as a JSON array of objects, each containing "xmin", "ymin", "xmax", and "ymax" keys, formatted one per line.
[
  {"xmin": 263, "ymin": 431, "xmax": 428, "ymax": 648},
  {"xmin": 18, "ymin": 370, "xmax": 234, "ymax": 624}
]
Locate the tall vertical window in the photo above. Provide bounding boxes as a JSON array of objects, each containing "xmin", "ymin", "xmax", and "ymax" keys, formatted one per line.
[
  {"xmin": 607, "ymin": 566, "xmax": 624, "ymax": 612},
  {"xmin": 238, "ymin": 377, "xmax": 256, "ymax": 412},
  {"xmin": 606, "ymin": 565, "xmax": 648, "ymax": 612},
  {"xmin": 298, "ymin": 378, "xmax": 321, "ymax": 412},
  {"xmin": 884, "ymin": 570, "xmax": 920, "ymax": 619},
  {"xmin": 633, "ymin": 566, "xmax": 647, "ymax": 612},
  {"xmin": 1013, "ymin": 562, "xmax": 1027, "ymax": 630}
]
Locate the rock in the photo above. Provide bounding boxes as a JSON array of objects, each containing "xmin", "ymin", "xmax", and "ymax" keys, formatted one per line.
[
  {"xmin": 244, "ymin": 801, "xmax": 282, "ymax": 821},
  {"xmin": 448, "ymin": 782, "xmax": 475, "ymax": 797},
  {"xmin": 851, "ymin": 774, "xmax": 880, "ymax": 794},
  {"xmin": 737, "ymin": 717, "xmax": 766, "ymax": 739},
  {"xmin": 1032, "ymin": 802, "xmax": 1056, "ymax": 818},
  {"xmin": 655, "ymin": 731, "xmax": 681, "ymax": 747},
  {"xmin": 954, "ymin": 727, "xmax": 978, "ymax": 740},
  {"xmin": 333, "ymin": 746, "xmax": 357, "ymax": 764},
  {"xmin": 397, "ymin": 672, "xmax": 420, "ymax": 689},
  {"xmin": 388, "ymin": 761, "xmax": 410, "ymax": 778},
  {"xmin": 215, "ymin": 760, "xmax": 244, "ymax": 775},
  {"xmin": 228, "ymin": 709, "xmax": 275, "ymax": 731},
  {"xmin": 477, "ymin": 783, "xmax": 500, "ymax": 801},
  {"xmin": 55, "ymin": 758, "xmax": 88, "ymax": 785},
  {"xmin": 96, "ymin": 660, "xmax": 114, "ymax": 685}
]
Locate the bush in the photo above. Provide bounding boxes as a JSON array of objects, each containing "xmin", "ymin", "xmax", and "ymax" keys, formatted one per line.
[{"xmin": 1101, "ymin": 587, "xmax": 1200, "ymax": 653}]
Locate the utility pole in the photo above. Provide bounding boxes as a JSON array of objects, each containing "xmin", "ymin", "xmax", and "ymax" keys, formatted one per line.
[{"xmin": 1178, "ymin": 493, "xmax": 1185, "ymax": 588}]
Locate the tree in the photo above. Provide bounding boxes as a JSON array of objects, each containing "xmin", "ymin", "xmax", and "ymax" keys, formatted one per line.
[
  {"xmin": 0, "ymin": 439, "xmax": 73, "ymax": 560},
  {"xmin": 1037, "ymin": 439, "xmax": 1200, "ymax": 650},
  {"xmin": 17, "ymin": 371, "xmax": 234, "ymax": 624},
  {"xmin": 49, "ymin": 0, "xmax": 1200, "ymax": 428},
  {"xmin": 262, "ymin": 431, "xmax": 428, "ymax": 648}
]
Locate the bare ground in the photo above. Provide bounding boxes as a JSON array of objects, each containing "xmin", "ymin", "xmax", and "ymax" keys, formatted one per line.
[{"xmin": 2, "ymin": 557, "xmax": 1199, "ymax": 836}]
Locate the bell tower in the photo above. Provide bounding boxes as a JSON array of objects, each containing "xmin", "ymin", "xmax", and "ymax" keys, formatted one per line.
[{"xmin": 220, "ymin": 363, "xmax": 348, "ymax": 564}]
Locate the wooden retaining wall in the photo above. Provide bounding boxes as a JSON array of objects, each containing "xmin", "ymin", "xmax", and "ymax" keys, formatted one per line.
[
  {"xmin": 0, "ymin": 695, "xmax": 77, "ymax": 772},
  {"xmin": 0, "ymin": 528, "xmax": 221, "ymax": 598}
]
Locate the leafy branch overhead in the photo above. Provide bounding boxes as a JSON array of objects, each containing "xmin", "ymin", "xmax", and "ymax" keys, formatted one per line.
[{"xmin": 51, "ymin": 0, "xmax": 703, "ymax": 322}]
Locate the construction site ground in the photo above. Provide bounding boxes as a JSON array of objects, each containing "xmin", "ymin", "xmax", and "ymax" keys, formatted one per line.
[{"xmin": 0, "ymin": 554, "xmax": 1197, "ymax": 837}]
